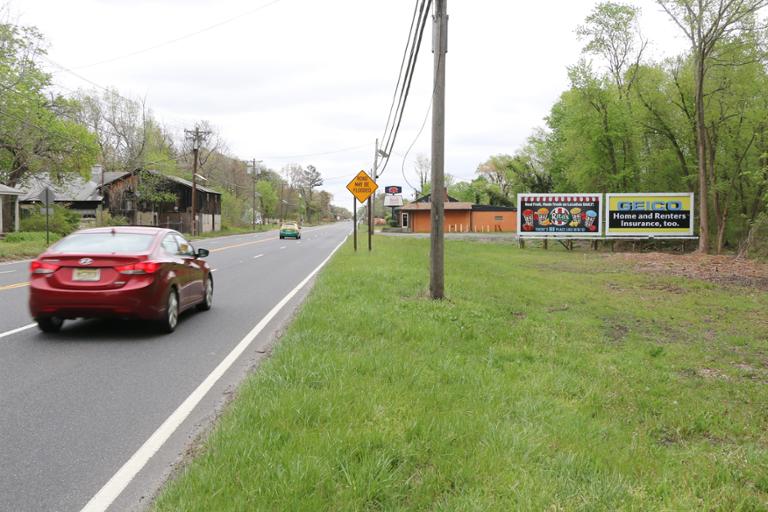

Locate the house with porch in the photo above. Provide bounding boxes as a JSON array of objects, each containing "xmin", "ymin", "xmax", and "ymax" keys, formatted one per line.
[
  {"xmin": 100, "ymin": 169, "xmax": 222, "ymax": 233},
  {"xmin": 0, "ymin": 184, "xmax": 22, "ymax": 234}
]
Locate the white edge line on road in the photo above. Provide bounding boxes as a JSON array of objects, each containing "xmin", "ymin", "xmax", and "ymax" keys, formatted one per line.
[
  {"xmin": 0, "ymin": 269, "xmax": 17, "ymax": 274},
  {"xmin": 0, "ymin": 323, "xmax": 36, "ymax": 340},
  {"xmin": 253, "ymin": 254, "xmax": 264, "ymax": 259},
  {"xmin": 80, "ymin": 234, "xmax": 349, "ymax": 512}
]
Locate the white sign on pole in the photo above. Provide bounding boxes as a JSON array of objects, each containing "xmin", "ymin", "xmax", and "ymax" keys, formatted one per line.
[{"xmin": 383, "ymin": 195, "xmax": 403, "ymax": 207}]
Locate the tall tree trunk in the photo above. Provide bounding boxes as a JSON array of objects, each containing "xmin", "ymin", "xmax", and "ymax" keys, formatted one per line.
[
  {"xmin": 716, "ymin": 204, "xmax": 728, "ymax": 255},
  {"xmin": 694, "ymin": 55, "xmax": 709, "ymax": 253}
]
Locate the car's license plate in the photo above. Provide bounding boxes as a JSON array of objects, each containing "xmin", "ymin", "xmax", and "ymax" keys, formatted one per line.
[{"xmin": 73, "ymin": 268, "xmax": 100, "ymax": 281}]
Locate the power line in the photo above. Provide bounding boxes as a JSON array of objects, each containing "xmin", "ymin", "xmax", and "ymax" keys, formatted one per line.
[
  {"xmin": 379, "ymin": 0, "xmax": 421, "ymax": 148},
  {"xmin": 72, "ymin": 0, "xmax": 284, "ymax": 70},
  {"xmin": 0, "ymin": 106, "xmax": 96, "ymax": 154},
  {"xmin": 377, "ymin": 0, "xmax": 432, "ymax": 179},
  {"xmin": 398, "ymin": 46, "xmax": 443, "ymax": 194},
  {"xmin": 261, "ymin": 142, "xmax": 372, "ymax": 160},
  {"xmin": 42, "ymin": 56, "xmax": 189, "ymax": 132},
  {"xmin": 401, "ymin": 99, "xmax": 432, "ymax": 195}
]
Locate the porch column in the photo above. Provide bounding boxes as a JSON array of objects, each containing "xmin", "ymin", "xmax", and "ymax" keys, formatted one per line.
[
  {"xmin": 15, "ymin": 196, "xmax": 19, "ymax": 231},
  {"xmin": 0, "ymin": 195, "xmax": 4, "ymax": 233}
]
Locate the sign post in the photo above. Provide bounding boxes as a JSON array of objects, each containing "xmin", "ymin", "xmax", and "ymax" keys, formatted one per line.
[
  {"xmin": 384, "ymin": 186, "xmax": 403, "ymax": 227},
  {"xmin": 353, "ymin": 197, "xmax": 357, "ymax": 251},
  {"xmin": 39, "ymin": 187, "xmax": 55, "ymax": 245},
  {"xmin": 346, "ymin": 171, "xmax": 378, "ymax": 252}
]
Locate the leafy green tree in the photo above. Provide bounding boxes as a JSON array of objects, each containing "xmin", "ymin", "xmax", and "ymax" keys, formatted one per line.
[
  {"xmin": 136, "ymin": 171, "xmax": 176, "ymax": 212},
  {"xmin": 256, "ymin": 180, "xmax": 278, "ymax": 221},
  {"xmin": 0, "ymin": 22, "xmax": 98, "ymax": 187},
  {"xmin": 657, "ymin": 0, "xmax": 768, "ymax": 252}
]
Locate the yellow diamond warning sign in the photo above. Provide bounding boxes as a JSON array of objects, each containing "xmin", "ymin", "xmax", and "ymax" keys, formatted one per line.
[{"xmin": 346, "ymin": 170, "xmax": 378, "ymax": 203}]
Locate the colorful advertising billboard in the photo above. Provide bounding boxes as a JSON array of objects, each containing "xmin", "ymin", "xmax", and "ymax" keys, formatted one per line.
[
  {"xmin": 605, "ymin": 193, "xmax": 694, "ymax": 237},
  {"xmin": 517, "ymin": 194, "xmax": 603, "ymax": 237}
]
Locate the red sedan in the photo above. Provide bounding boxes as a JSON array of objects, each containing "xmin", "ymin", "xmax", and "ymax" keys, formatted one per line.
[{"xmin": 29, "ymin": 227, "xmax": 213, "ymax": 333}]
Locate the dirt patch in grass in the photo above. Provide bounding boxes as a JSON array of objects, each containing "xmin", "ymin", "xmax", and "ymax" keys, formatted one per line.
[
  {"xmin": 611, "ymin": 252, "xmax": 768, "ymax": 290},
  {"xmin": 605, "ymin": 321, "xmax": 630, "ymax": 343},
  {"xmin": 697, "ymin": 368, "xmax": 730, "ymax": 380}
]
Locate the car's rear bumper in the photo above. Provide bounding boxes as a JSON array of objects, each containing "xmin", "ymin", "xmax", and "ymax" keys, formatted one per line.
[{"xmin": 29, "ymin": 277, "xmax": 166, "ymax": 320}]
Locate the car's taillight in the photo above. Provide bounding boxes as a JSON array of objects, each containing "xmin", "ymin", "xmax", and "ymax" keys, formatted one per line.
[
  {"xmin": 115, "ymin": 261, "xmax": 161, "ymax": 275},
  {"xmin": 30, "ymin": 260, "xmax": 59, "ymax": 275}
]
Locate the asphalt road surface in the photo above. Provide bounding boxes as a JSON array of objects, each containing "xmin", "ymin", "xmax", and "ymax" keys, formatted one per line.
[{"xmin": 0, "ymin": 222, "xmax": 351, "ymax": 512}]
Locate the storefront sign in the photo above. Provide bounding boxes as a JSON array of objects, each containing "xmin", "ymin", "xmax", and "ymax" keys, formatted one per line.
[
  {"xmin": 517, "ymin": 194, "xmax": 603, "ymax": 236},
  {"xmin": 383, "ymin": 195, "xmax": 403, "ymax": 207},
  {"xmin": 605, "ymin": 193, "xmax": 694, "ymax": 236}
]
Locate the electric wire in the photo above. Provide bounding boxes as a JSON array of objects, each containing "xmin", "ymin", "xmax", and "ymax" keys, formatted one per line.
[
  {"xmin": 377, "ymin": 0, "xmax": 432, "ymax": 179},
  {"xmin": 261, "ymin": 142, "xmax": 372, "ymax": 160},
  {"xmin": 72, "ymin": 0, "xmax": 284, "ymax": 70},
  {"xmin": 400, "ymin": 100, "xmax": 431, "ymax": 195},
  {"xmin": 398, "ymin": 45, "xmax": 442, "ymax": 195},
  {"xmin": 380, "ymin": 0, "xmax": 428, "ymax": 161},
  {"xmin": 379, "ymin": 0, "xmax": 421, "ymax": 149}
]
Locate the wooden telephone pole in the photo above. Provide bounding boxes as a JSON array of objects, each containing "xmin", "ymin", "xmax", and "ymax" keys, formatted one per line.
[
  {"xmin": 430, "ymin": 0, "xmax": 448, "ymax": 299},
  {"xmin": 185, "ymin": 126, "xmax": 210, "ymax": 236},
  {"xmin": 247, "ymin": 158, "xmax": 262, "ymax": 230}
]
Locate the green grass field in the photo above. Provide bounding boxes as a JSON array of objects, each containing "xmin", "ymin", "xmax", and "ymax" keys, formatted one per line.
[
  {"xmin": 154, "ymin": 237, "xmax": 768, "ymax": 511},
  {"xmin": 0, "ymin": 231, "xmax": 60, "ymax": 261}
]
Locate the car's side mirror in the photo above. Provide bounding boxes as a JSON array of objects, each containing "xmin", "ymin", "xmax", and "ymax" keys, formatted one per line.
[{"xmin": 196, "ymin": 248, "xmax": 209, "ymax": 258}]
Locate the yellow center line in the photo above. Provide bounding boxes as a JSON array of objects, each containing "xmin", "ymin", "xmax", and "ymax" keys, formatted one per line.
[
  {"xmin": 209, "ymin": 237, "xmax": 273, "ymax": 253},
  {"xmin": 0, "ymin": 281, "xmax": 29, "ymax": 291},
  {"xmin": 0, "ymin": 233, "xmax": 293, "ymax": 292}
]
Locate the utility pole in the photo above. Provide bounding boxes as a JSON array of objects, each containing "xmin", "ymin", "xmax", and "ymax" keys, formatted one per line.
[
  {"xmin": 185, "ymin": 126, "xmax": 210, "ymax": 236},
  {"xmin": 430, "ymin": 0, "xmax": 448, "ymax": 299},
  {"xmin": 247, "ymin": 158, "xmax": 262, "ymax": 230},
  {"xmin": 369, "ymin": 138, "xmax": 380, "ymax": 251},
  {"xmin": 252, "ymin": 160, "xmax": 257, "ymax": 231}
]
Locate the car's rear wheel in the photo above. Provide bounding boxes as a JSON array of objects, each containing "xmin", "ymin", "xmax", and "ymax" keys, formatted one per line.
[
  {"xmin": 37, "ymin": 316, "xmax": 63, "ymax": 333},
  {"xmin": 197, "ymin": 275, "xmax": 213, "ymax": 311},
  {"xmin": 160, "ymin": 288, "xmax": 179, "ymax": 333},
  {"xmin": 279, "ymin": 235, "xmax": 284, "ymax": 239}
]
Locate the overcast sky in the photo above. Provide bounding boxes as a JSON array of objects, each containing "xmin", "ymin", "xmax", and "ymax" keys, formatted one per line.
[{"xmin": 13, "ymin": 0, "xmax": 689, "ymax": 207}]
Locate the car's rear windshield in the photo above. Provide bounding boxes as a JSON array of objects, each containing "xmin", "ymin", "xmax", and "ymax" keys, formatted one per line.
[
  {"xmin": 282, "ymin": 224, "xmax": 297, "ymax": 229},
  {"xmin": 52, "ymin": 233, "xmax": 156, "ymax": 254}
]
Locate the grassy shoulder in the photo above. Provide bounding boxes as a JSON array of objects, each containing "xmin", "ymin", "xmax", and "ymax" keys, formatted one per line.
[
  {"xmin": 0, "ymin": 232, "xmax": 61, "ymax": 261},
  {"xmin": 0, "ymin": 225, "xmax": 280, "ymax": 261},
  {"xmin": 155, "ymin": 237, "xmax": 768, "ymax": 511}
]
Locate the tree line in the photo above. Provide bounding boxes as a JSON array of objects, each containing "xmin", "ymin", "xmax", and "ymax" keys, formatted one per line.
[
  {"xmin": 442, "ymin": 0, "xmax": 767, "ymax": 255},
  {"xmin": 0, "ymin": 16, "xmax": 348, "ymax": 229}
]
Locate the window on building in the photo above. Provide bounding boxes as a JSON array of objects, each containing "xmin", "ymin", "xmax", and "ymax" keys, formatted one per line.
[{"xmin": 495, "ymin": 215, "xmax": 504, "ymax": 221}]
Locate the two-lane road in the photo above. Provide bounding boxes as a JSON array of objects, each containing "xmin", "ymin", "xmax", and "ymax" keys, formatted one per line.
[{"xmin": 0, "ymin": 222, "xmax": 350, "ymax": 512}]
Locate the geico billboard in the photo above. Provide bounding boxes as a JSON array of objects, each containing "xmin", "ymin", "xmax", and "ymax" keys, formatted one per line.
[
  {"xmin": 517, "ymin": 194, "xmax": 603, "ymax": 237},
  {"xmin": 605, "ymin": 193, "xmax": 694, "ymax": 236}
]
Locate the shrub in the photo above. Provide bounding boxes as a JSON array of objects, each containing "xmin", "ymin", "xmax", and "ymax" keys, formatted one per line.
[
  {"xmin": 97, "ymin": 211, "xmax": 129, "ymax": 227},
  {"xmin": 3, "ymin": 231, "xmax": 58, "ymax": 243},
  {"xmin": 20, "ymin": 205, "xmax": 80, "ymax": 236}
]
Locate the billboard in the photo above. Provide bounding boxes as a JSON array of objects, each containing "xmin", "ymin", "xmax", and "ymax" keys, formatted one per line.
[
  {"xmin": 517, "ymin": 194, "xmax": 603, "ymax": 237},
  {"xmin": 605, "ymin": 193, "xmax": 694, "ymax": 237}
]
